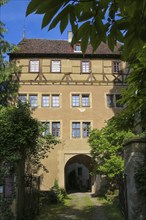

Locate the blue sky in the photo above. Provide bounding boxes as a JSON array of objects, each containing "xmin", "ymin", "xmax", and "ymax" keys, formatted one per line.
[{"xmin": 1, "ymin": 0, "xmax": 69, "ymax": 45}]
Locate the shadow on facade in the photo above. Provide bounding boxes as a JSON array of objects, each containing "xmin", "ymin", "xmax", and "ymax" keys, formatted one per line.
[{"xmin": 65, "ymin": 154, "xmax": 93, "ymax": 193}]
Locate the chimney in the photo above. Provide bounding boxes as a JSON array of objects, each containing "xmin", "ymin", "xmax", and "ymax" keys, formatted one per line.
[{"xmin": 68, "ymin": 31, "xmax": 73, "ymax": 43}]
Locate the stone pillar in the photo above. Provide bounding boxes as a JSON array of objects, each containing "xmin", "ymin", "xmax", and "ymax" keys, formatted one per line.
[{"xmin": 124, "ymin": 138, "xmax": 146, "ymax": 220}]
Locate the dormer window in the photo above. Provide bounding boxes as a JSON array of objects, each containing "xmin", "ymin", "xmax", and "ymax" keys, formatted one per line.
[{"xmin": 74, "ymin": 44, "xmax": 81, "ymax": 52}]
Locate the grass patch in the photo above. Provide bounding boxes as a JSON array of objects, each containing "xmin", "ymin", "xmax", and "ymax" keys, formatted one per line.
[
  {"xmin": 35, "ymin": 196, "xmax": 71, "ymax": 220},
  {"xmin": 97, "ymin": 196, "xmax": 124, "ymax": 220},
  {"xmin": 83, "ymin": 195, "xmax": 94, "ymax": 206}
]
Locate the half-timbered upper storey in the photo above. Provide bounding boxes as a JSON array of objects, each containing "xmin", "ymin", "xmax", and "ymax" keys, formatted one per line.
[{"xmin": 10, "ymin": 38, "xmax": 128, "ymax": 86}]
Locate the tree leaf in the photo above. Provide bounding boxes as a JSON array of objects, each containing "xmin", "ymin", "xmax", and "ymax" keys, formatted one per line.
[
  {"xmin": 48, "ymin": 5, "xmax": 70, "ymax": 31},
  {"xmin": 26, "ymin": 0, "xmax": 42, "ymax": 16},
  {"xmin": 77, "ymin": 21, "xmax": 91, "ymax": 41},
  {"xmin": 78, "ymin": 11, "xmax": 93, "ymax": 22},
  {"xmin": 60, "ymin": 16, "xmax": 68, "ymax": 34},
  {"xmin": 81, "ymin": 30, "xmax": 90, "ymax": 54},
  {"xmin": 42, "ymin": 5, "xmax": 60, "ymax": 28},
  {"xmin": 108, "ymin": 33, "xmax": 115, "ymax": 51}
]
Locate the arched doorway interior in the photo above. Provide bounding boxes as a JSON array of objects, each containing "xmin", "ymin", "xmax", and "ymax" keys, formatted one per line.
[{"xmin": 65, "ymin": 154, "xmax": 92, "ymax": 193}]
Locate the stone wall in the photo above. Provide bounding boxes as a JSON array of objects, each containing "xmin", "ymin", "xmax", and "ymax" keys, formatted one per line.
[{"xmin": 124, "ymin": 138, "xmax": 146, "ymax": 220}]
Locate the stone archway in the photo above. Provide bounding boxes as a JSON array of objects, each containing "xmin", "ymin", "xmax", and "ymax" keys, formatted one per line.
[{"xmin": 65, "ymin": 154, "xmax": 92, "ymax": 193}]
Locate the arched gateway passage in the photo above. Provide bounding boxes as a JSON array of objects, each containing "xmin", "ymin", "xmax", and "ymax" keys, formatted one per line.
[{"xmin": 65, "ymin": 154, "xmax": 93, "ymax": 193}]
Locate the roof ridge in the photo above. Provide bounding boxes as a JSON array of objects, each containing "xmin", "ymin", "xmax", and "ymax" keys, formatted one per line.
[{"xmin": 21, "ymin": 38, "xmax": 68, "ymax": 41}]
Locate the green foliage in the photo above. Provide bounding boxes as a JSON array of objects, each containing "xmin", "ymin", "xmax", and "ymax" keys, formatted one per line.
[
  {"xmin": 0, "ymin": 102, "xmax": 59, "ymax": 168},
  {"xmin": 56, "ymin": 188, "xmax": 67, "ymax": 203},
  {"xmin": 51, "ymin": 179, "xmax": 67, "ymax": 203},
  {"xmin": 97, "ymin": 193, "xmax": 124, "ymax": 220},
  {"xmin": 27, "ymin": 0, "xmax": 146, "ymax": 57},
  {"xmin": 0, "ymin": 61, "xmax": 19, "ymax": 106},
  {"xmin": 0, "ymin": 3, "xmax": 19, "ymax": 106},
  {"xmin": 89, "ymin": 117, "xmax": 136, "ymax": 188},
  {"xmin": 0, "ymin": 198, "xmax": 15, "ymax": 220},
  {"xmin": 53, "ymin": 179, "xmax": 59, "ymax": 190},
  {"xmin": 42, "ymin": 184, "xmax": 67, "ymax": 205},
  {"xmin": 0, "ymin": 102, "xmax": 59, "ymax": 219},
  {"xmin": 120, "ymin": 45, "xmax": 146, "ymax": 130},
  {"xmin": 0, "ymin": 103, "xmax": 39, "ymax": 162}
]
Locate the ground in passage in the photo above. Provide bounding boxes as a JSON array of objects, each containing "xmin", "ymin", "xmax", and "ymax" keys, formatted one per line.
[{"xmin": 36, "ymin": 192, "xmax": 124, "ymax": 220}]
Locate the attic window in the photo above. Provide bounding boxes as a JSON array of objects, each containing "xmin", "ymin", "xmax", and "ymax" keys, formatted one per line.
[{"xmin": 74, "ymin": 44, "xmax": 81, "ymax": 52}]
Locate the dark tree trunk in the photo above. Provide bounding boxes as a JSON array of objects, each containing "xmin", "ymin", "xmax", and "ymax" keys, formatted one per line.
[{"xmin": 16, "ymin": 156, "xmax": 25, "ymax": 220}]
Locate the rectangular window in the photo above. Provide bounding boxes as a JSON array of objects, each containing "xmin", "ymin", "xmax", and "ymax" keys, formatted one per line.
[
  {"xmin": 51, "ymin": 60, "xmax": 61, "ymax": 72},
  {"xmin": 72, "ymin": 94, "xmax": 90, "ymax": 107},
  {"xmin": 29, "ymin": 95, "xmax": 38, "ymax": 107},
  {"xmin": 106, "ymin": 94, "xmax": 123, "ymax": 108},
  {"xmin": 52, "ymin": 95, "xmax": 60, "ymax": 108},
  {"xmin": 72, "ymin": 95, "xmax": 80, "ymax": 107},
  {"xmin": 30, "ymin": 60, "xmax": 39, "ymax": 72},
  {"xmin": 52, "ymin": 122, "xmax": 60, "ymax": 137},
  {"xmin": 42, "ymin": 122, "xmax": 50, "ymax": 136},
  {"xmin": 82, "ymin": 122, "xmax": 91, "ymax": 137},
  {"xmin": 82, "ymin": 94, "xmax": 90, "ymax": 107},
  {"xmin": 72, "ymin": 122, "xmax": 80, "ymax": 138},
  {"xmin": 113, "ymin": 61, "xmax": 121, "ymax": 73},
  {"xmin": 81, "ymin": 61, "xmax": 90, "ymax": 73},
  {"xmin": 18, "ymin": 94, "xmax": 27, "ymax": 103},
  {"xmin": 42, "ymin": 95, "xmax": 50, "ymax": 107},
  {"xmin": 106, "ymin": 94, "xmax": 114, "ymax": 107}
]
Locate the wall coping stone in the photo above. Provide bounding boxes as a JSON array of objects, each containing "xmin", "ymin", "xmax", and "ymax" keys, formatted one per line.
[{"xmin": 123, "ymin": 137, "xmax": 146, "ymax": 147}]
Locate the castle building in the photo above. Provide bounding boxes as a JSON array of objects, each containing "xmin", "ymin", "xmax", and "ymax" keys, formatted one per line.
[{"xmin": 10, "ymin": 35, "xmax": 127, "ymax": 192}]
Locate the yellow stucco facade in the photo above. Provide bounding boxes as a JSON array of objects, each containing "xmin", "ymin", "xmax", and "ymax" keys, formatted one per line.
[{"xmin": 11, "ymin": 39, "xmax": 127, "ymax": 192}]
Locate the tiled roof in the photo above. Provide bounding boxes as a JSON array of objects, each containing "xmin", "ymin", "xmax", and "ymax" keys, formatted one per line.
[{"xmin": 13, "ymin": 38, "xmax": 121, "ymax": 55}]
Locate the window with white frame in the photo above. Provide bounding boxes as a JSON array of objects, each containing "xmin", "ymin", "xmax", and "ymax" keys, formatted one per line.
[
  {"xmin": 82, "ymin": 122, "xmax": 91, "ymax": 137},
  {"xmin": 18, "ymin": 94, "xmax": 27, "ymax": 103},
  {"xmin": 42, "ymin": 122, "xmax": 50, "ymax": 136},
  {"xmin": 42, "ymin": 95, "xmax": 50, "ymax": 107},
  {"xmin": 52, "ymin": 122, "xmax": 60, "ymax": 137},
  {"xmin": 81, "ymin": 61, "xmax": 90, "ymax": 73},
  {"xmin": 72, "ymin": 95, "xmax": 80, "ymax": 107},
  {"xmin": 74, "ymin": 44, "xmax": 81, "ymax": 52},
  {"xmin": 72, "ymin": 94, "xmax": 90, "ymax": 107},
  {"xmin": 51, "ymin": 60, "xmax": 61, "ymax": 72},
  {"xmin": 82, "ymin": 94, "xmax": 90, "ymax": 107},
  {"xmin": 29, "ymin": 95, "xmax": 38, "ymax": 107},
  {"xmin": 72, "ymin": 122, "xmax": 80, "ymax": 138},
  {"xmin": 72, "ymin": 121, "xmax": 91, "ymax": 138},
  {"xmin": 30, "ymin": 60, "xmax": 39, "ymax": 72},
  {"xmin": 112, "ymin": 61, "xmax": 121, "ymax": 73},
  {"xmin": 52, "ymin": 95, "xmax": 60, "ymax": 108},
  {"xmin": 106, "ymin": 94, "xmax": 123, "ymax": 108}
]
